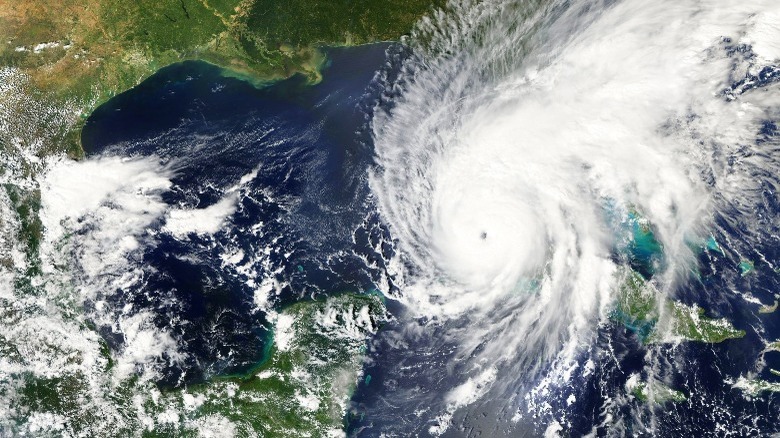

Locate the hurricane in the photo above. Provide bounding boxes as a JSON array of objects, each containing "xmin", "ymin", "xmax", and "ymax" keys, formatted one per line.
[
  {"xmin": 2, "ymin": 0, "xmax": 780, "ymax": 436},
  {"xmin": 363, "ymin": 0, "xmax": 780, "ymax": 435}
]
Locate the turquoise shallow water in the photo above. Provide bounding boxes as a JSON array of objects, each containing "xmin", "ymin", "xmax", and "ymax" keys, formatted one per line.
[{"xmin": 71, "ymin": 34, "xmax": 780, "ymax": 436}]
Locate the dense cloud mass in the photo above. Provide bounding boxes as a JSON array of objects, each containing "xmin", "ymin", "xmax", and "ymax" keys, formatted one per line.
[
  {"xmin": 368, "ymin": 0, "xmax": 780, "ymax": 434},
  {"xmin": 2, "ymin": 0, "xmax": 780, "ymax": 436}
]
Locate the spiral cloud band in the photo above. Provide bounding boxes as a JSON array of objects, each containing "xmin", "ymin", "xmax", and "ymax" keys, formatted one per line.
[{"xmin": 369, "ymin": 0, "xmax": 780, "ymax": 433}]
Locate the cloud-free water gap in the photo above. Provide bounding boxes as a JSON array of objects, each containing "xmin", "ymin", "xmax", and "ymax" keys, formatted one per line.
[
  {"xmin": 10, "ymin": 0, "xmax": 780, "ymax": 435},
  {"xmin": 62, "ymin": 47, "xmax": 393, "ymax": 386}
]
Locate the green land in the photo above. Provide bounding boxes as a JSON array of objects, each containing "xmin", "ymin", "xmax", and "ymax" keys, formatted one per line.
[
  {"xmin": 626, "ymin": 374, "xmax": 686, "ymax": 405},
  {"xmin": 0, "ymin": 3, "xmax": 437, "ymax": 434},
  {"xmin": 0, "ymin": 0, "xmax": 444, "ymax": 272},
  {"xmin": 609, "ymin": 209, "xmax": 747, "ymax": 403},
  {"xmin": 612, "ymin": 269, "xmax": 745, "ymax": 344},
  {"xmin": 733, "ymin": 377, "xmax": 780, "ymax": 396},
  {"xmin": 0, "ymin": 0, "xmax": 444, "ymax": 157},
  {"xmin": 731, "ymin": 341, "xmax": 780, "ymax": 397},
  {"xmin": 10, "ymin": 293, "xmax": 387, "ymax": 436}
]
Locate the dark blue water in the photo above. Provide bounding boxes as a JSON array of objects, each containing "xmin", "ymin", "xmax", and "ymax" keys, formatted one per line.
[
  {"xmin": 81, "ymin": 45, "xmax": 394, "ymax": 386},
  {"xmin": 78, "ymin": 40, "xmax": 780, "ymax": 436},
  {"xmin": 347, "ymin": 43, "xmax": 780, "ymax": 436}
]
